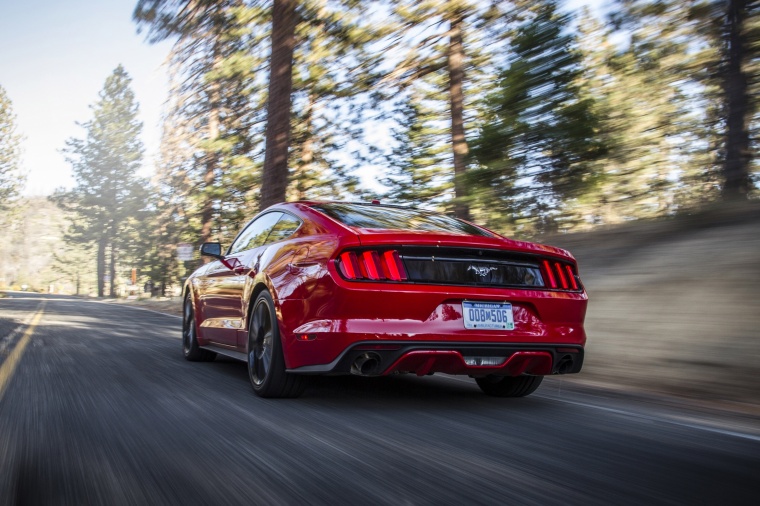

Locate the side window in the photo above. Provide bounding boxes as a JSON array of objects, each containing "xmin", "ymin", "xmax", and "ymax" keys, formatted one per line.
[
  {"xmin": 228, "ymin": 212, "xmax": 283, "ymax": 255},
  {"xmin": 265, "ymin": 213, "xmax": 302, "ymax": 244}
]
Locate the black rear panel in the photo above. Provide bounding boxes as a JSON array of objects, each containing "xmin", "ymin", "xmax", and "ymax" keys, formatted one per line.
[{"xmin": 398, "ymin": 246, "xmax": 544, "ymax": 288}]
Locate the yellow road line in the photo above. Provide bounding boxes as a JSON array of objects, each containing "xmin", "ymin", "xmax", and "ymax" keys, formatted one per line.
[{"xmin": 0, "ymin": 305, "xmax": 45, "ymax": 401}]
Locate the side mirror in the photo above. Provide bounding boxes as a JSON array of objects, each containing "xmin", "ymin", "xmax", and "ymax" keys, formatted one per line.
[{"xmin": 199, "ymin": 242, "xmax": 223, "ymax": 259}]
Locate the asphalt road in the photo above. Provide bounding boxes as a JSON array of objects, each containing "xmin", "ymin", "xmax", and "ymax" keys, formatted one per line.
[{"xmin": 1, "ymin": 293, "xmax": 758, "ymax": 505}]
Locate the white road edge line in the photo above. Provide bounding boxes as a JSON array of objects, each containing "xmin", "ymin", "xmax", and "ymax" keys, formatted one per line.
[
  {"xmin": 438, "ymin": 375, "xmax": 760, "ymax": 443},
  {"xmin": 544, "ymin": 396, "xmax": 760, "ymax": 443}
]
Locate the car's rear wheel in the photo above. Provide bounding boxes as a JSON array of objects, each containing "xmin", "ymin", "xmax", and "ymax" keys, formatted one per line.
[
  {"xmin": 182, "ymin": 295, "xmax": 216, "ymax": 362},
  {"xmin": 248, "ymin": 291, "xmax": 306, "ymax": 398},
  {"xmin": 475, "ymin": 374, "xmax": 543, "ymax": 397}
]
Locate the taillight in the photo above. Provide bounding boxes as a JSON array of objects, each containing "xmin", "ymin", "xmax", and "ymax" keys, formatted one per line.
[
  {"xmin": 564, "ymin": 264, "xmax": 579, "ymax": 290},
  {"xmin": 382, "ymin": 250, "xmax": 407, "ymax": 281},
  {"xmin": 542, "ymin": 260, "xmax": 557, "ymax": 288},
  {"xmin": 361, "ymin": 251, "xmax": 383, "ymax": 280},
  {"xmin": 337, "ymin": 249, "xmax": 408, "ymax": 282},
  {"xmin": 542, "ymin": 259, "xmax": 580, "ymax": 291},
  {"xmin": 338, "ymin": 252, "xmax": 360, "ymax": 279},
  {"xmin": 555, "ymin": 263, "xmax": 568, "ymax": 289}
]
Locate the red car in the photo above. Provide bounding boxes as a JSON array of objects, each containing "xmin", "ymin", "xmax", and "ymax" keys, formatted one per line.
[{"xmin": 182, "ymin": 202, "xmax": 587, "ymax": 398}]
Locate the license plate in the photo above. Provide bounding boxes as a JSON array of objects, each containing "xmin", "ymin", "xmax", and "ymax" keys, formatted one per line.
[{"xmin": 462, "ymin": 301, "xmax": 514, "ymax": 330}]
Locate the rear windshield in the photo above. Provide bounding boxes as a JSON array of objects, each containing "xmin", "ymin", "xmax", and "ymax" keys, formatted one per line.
[{"xmin": 311, "ymin": 203, "xmax": 493, "ymax": 237}]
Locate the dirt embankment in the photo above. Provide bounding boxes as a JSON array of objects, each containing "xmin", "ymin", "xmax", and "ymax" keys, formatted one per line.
[{"xmin": 544, "ymin": 202, "xmax": 760, "ymax": 404}]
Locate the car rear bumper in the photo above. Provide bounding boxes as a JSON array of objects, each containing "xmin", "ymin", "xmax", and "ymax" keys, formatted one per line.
[
  {"xmin": 280, "ymin": 296, "xmax": 586, "ymax": 370},
  {"xmin": 286, "ymin": 341, "xmax": 584, "ymax": 377},
  {"xmin": 277, "ymin": 274, "xmax": 587, "ymax": 373}
]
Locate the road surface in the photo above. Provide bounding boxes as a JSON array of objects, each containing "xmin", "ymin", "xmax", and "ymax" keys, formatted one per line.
[{"xmin": 1, "ymin": 293, "xmax": 758, "ymax": 505}]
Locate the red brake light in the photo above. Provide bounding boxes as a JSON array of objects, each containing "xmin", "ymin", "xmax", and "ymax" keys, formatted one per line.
[
  {"xmin": 361, "ymin": 251, "xmax": 383, "ymax": 280},
  {"xmin": 338, "ymin": 252, "xmax": 359, "ymax": 279},
  {"xmin": 543, "ymin": 259, "xmax": 580, "ymax": 291},
  {"xmin": 565, "ymin": 264, "xmax": 578, "ymax": 290},
  {"xmin": 338, "ymin": 249, "xmax": 407, "ymax": 282},
  {"xmin": 382, "ymin": 250, "xmax": 407, "ymax": 281},
  {"xmin": 543, "ymin": 260, "xmax": 557, "ymax": 289},
  {"xmin": 555, "ymin": 262, "xmax": 569, "ymax": 289}
]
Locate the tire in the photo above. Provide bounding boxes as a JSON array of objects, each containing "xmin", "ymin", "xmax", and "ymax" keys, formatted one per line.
[
  {"xmin": 247, "ymin": 291, "xmax": 306, "ymax": 398},
  {"xmin": 475, "ymin": 375, "xmax": 543, "ymax": 397},
  {"xmin": 182, "ymin": 295, "xmax": 216, "ymax": 362}
]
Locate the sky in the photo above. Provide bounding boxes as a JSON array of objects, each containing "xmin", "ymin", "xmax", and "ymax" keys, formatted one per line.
[{"xmin": 0, "ymin": 0, "xmax": 171, "ymax": 196}]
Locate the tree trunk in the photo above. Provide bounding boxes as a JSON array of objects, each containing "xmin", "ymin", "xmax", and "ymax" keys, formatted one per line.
[
  {"xmin": 199, "ymin": 162, "xmax": 217, "ymax": 244},
  {"xmin": 109, "ymin": 240, "xmax": 117, "ymax": 298},
  {"xmin": 448, "ymin": 10, "xmax": 470, "ymax": 220},
  {"xmin": 97, "ymin": 236, "xmax": 106, "ymax": 297},
  {"xmin": 295, "ymin": 92, "xmax": 316, "ymax": 200},
  {"xmin": 722, "ymin": 0, "xmax": 752, "ymax": 200},
  {"xmin": 200, "ymin": 52, "xmax": 222, "ymax": 244},
  {"xmin": 260, "ymin": 0, "xmax": 298, "ymax": 211}
]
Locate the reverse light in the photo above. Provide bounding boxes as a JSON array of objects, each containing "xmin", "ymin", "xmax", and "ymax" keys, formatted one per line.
[{"xmin": 464, "ymin": 356, "xmax": 506, "ymax": 367}]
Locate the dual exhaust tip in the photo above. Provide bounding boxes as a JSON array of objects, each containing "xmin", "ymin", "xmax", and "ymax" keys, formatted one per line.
[
  {"xmin": 351, "ymin": 352, "xmax": 382, "ymax": 376},
  {"xmin": 555, "ymin": 354, "xmax": 575, "ymax": 375}
]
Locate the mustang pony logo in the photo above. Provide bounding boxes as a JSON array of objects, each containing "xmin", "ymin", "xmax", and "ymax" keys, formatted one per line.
[{"xmin": 468, "ymin": 265, "xmax": 498, "ymax": 277}]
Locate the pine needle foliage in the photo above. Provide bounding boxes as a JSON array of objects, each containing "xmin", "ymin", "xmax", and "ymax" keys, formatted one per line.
[{"xmin": 55, "ymin": 66, "xmax": 146, "ymax": 297}]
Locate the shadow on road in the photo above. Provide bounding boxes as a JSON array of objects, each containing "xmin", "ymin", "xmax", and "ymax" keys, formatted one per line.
[{"xmin": 203, "ymin": 356, "xmax": 554, "ymax": 412}]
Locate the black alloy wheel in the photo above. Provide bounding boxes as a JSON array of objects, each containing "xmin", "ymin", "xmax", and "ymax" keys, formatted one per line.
[
  {"xmin": 182, "ymin": 295, "xmax": 216, "ymax": 362},
  {"xmin": 247, "ymin": 291, "xmax": 306, "ymax": 398}
]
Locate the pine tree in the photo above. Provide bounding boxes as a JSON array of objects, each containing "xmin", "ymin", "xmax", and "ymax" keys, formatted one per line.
[
  {"xmin": 135, "ymin": 0, "xmax": 265, "ymax": 243},
  {"xmin": 263, "ymin": 0, "xmax": 386, "ymax": 206},
  {"xmin": 136, "ymin": 0, "xmax": 377, "ymax": 227},
  {"xmin": 471, "ymin": 1, "xmax": 604, "ymax": 234},
  {"xmin": 286, "ymin": 0, "xmax": 386, "ymax": 201},
  {"xmin": 612, "ymin": 0, "xmax": 760, "ymax": 205},
  {"xmin": 564, "ymin": 7, "xmax": 697, "ymax": 225},
  {"xmin": 0, "ymin": 85, "xmax": 24, "ymax": 211},
  {"xmin": 260, "ymin": 0, "xmax": 299, "ymax": 209},
  {"xmin": 56, "ymin": 65, "xmax": 146, "ymax": 297},
  {"xmin": 720, "ymin": 0, "xmax": 757, "ymax": 199},
  {"xmin": 377, "ymin": 0, "xmax": 521, "ymax": 217},
  {"xmin": 381, "ymin": 91, "xmax": 452, "ymax": 207}
]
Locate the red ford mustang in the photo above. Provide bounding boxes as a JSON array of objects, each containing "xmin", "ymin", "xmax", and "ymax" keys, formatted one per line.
[{"xmin": 182, "ymin": 202, "xmax": 587, "ymax": 398}]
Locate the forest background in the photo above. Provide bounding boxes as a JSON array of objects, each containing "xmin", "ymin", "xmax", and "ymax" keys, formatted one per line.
[{"xmin": 0, "ymin": 0, "xmax": 758, "ymax": 297}]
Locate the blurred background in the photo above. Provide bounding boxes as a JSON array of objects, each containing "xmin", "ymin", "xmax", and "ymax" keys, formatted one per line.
[{"xmin": 0, "ymin": 0, "xmax": 759, "ymax": 403}]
